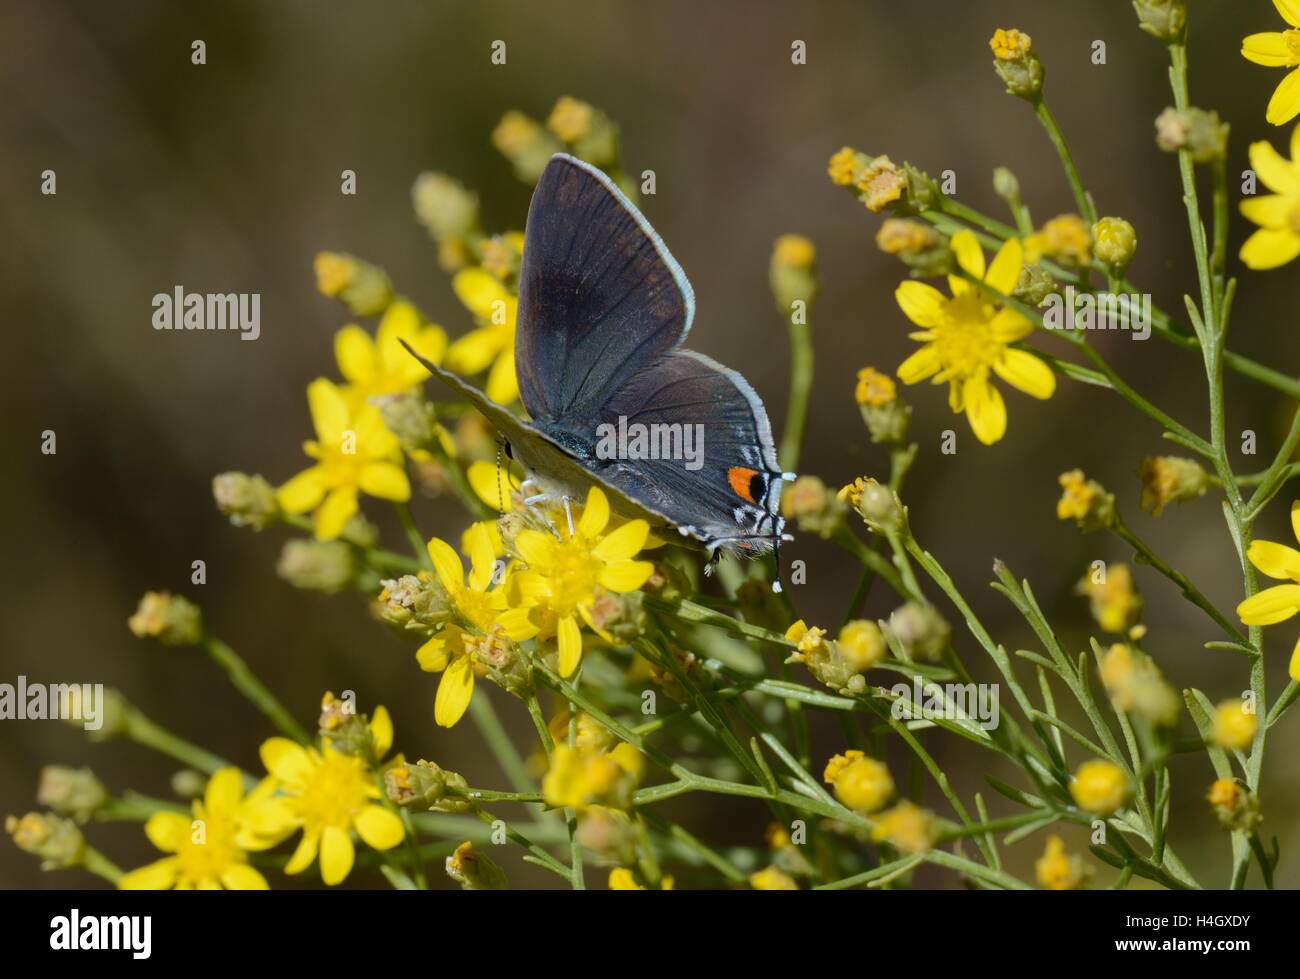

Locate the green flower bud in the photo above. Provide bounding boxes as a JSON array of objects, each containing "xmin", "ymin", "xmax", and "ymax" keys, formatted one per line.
[
  {"xmin": 277, "ymin": 539, "xmax": 354, "ymax": 593},
  {"xmin": 887, "ymin": 602, "xmax": 950, "ymax": 662},
  {"xmin": 127, "ymin": 592, "xmax": 202, "ymax": 646},
  {"xmin": 411, "ymin": 171, "xmax": 479, "ymax": 240},
  {"xmin": 313, "ymin": 251, "xmax": 392, "ymax": 316},
  {"xmin": 1137, "ymin": 456, "xmax": 1209, "ymax": 516},
  {"xmin": 770, "ymin": 235, "xmax": 819, "ymax": 312},
  {"xmin": 839, "ymin": 477, "xmax": 907, "ymax": 536},
  {"xmin": 990, "ymin": 29, "xmax": 1044, "ymax": 101},
  {"xmin": 780, "ymin": 475, "xmax": 845, "ymax": 539},
  {"xmin": 445, "ymin": 841, "xmax": 508, "ymax": 890},
  {"xmin": 1133, "ymin": 0, "xmax": 1186, "ymax": 43},
  {"xmin": 992, "ymin": 166, "xmax": 1021, "ymax": 205},
  {"xmin": 492, "ymin": 110, "xmax": 563, "ymax": 183},
  {"xmin": 1014, "ymin": 265, "xmax": 1058, "ymax": 306},
  {"xmin": 378, "ymin": 574, "xmax": 453, "ymax": 630},
  {"xmin": 171, "ymin": 770, "xmax": 206, "ymax": 800},
  {"xmin": 6, "ymin": 812, "xmax": 85, "ymax": 870},
  {"xmin": 212, "ymin": 472, "xmax": 280, "ymax": 530},
  {"xmin": 386, "ymin": 759, "xmax": 470, "ymax": 813},
  {"xmin": 377, "ymin": 393, "xmax": 438, "ymax": 454},
  {"xmin": 36, "ymin": 767, "xmax": 108, "ymax": 822},
  {"xmin": 1092, "ymin": 217, "xmax": 1138, "ymax": 271},
  {"xmin": 1155, "ymin": 107, "xmax": 1228, "ymax": 165},
  {"xmin": 876, "ymin": 219, "xmax": 953, "ymax": 277}
]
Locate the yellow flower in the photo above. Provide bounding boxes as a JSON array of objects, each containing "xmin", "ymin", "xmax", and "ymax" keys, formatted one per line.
[
  {"xmin": 1036, "ymin": 835, "xmax": 1087, "ymax": 890},
  {"xmin": 857, "ymin": 155, "xmax": 907, "ymax": 212},
  {"xmin": 119, "ymin": 768, "xmax": 279, "ymax": 890},
  {"xmin": 749, "ymin": 866, "xmax": 799, "ymax": 890},
  {"xmin": 542, "ymin": 743, "xmax": 643, "ymax": 811},
  {"xmin": 1137, "ymin": 455, "xmax": 1210, "ymax": 516},
  {"xmin": 990, "ymin": 27, "xmax": 1032, "ymax": 61},
  {"xmin": 1069, "ymin": 760, "xmax": 1127, "ymax": 816},
  {"xmin": 608, "ymin": 866, "xmax": 674, "ymax": 890},
  {"xmin": 1055, "ymin": 469, "xmax": 1115, "ymax": 531},
  {"xmin": 838, "ymin": 620, "xmax": 887, "ymax": 671},
  {"xmin": 417, "ymin": 524, "xmax": 536, "ymax": 727},
  {"xmin": 333, "ymin": 299, "xmax": 447, "ymax": 404},
  {"xmin": 1242, "ymin": 4, "xmax": 1300, "ymax": 125},
  {"xmin": 894, "ymin": 231, "xmax": 1052, "ymax": 445},
  {"xmin": 855, "ymin": 366, "xmax": 897, "ymax": 407},
  {"xmin": 548, "ymin": 96, "xmax": 595, "ymax": 143},
  {"xmin": 277, "ymin": 378, "xmax": 411, "ymax": 540},
  {"xmin": 446, "ymin": 267, "xmax": 518, "ymax": 404},
  {"xmin": 871, "ymin": 801, "xmax": 937, "ymax": 854},
  {"xmin": 1207, "ymin": 778, "xmax": 1241, "ymax": 809},
  {"xmin": 827, "ymin": 146, "xmax": 860, "ymax": 186},
  {"xmin": 513, "ymin": 486, "xmax": 654, "ymax": 677},
  {"xmin": 1076, "ymin": 564, "xmax": 1142, "ymax": 635},
  {"xmin": 247, "ymin": 716, "xmax": 405, "ymax": 886},
  {"xmin": 1234, "ymin": 500, "xmax": 1300, "ymax": 682},
  {"xmin": 1238, "ymin": 126, "xmax": 1300, "ymax": 268},
  {"xmin": 1023, "ymin": 214, "xmax": 1092, "ymax": 266},
  {"xmin": 823, "ymin": 750, "xmax": 893, "ymax": 814},
  {"xmin": 1212, "ymin": 700, "xmax": 1258, "ymax": 751}
]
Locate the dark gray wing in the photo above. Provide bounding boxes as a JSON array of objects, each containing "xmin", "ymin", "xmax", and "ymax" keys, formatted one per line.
[{"xmin": 515, "ymin": 154, "xmax": 694, "ymax": 424}]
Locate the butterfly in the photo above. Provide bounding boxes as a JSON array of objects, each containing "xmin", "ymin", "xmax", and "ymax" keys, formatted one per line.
[{"xmin": 403, "ymin": 153, "xmax": 792, "ymax": 587}]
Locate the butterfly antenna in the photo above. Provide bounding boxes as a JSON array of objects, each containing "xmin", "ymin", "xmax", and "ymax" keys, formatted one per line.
[
  {"xmin": 494, "ymin": 442, "xmax": 506, "ymax": 515},
  {"xmin": 771, "ymin": 531, "xmax": 784, "ymax": 593}
]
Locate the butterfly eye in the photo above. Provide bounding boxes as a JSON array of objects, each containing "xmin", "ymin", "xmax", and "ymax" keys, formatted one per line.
[{"xmin": 503, "ymin": 440, "xmax": 514, "ymax": 460}]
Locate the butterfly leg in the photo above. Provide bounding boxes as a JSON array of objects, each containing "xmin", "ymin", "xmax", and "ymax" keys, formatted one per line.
[{"xmin": 562, "ymin": 496, "xmax": 576, "ymax": 537}]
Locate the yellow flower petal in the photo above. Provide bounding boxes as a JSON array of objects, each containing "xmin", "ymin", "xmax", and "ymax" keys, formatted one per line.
[
  {"xmin": 354, "ymin": 804, "xmax": 405, "ymax": 851},
  {"xmin": 1240, "ymin": 194, "xmax": 1294, "ymax": 228},
  {"xmin": 897, "ymin": 344, "xmax": 942, "ymax": 384},
  {"xmin": 277, "ymin": 466, "xmax": 328, "ymax": 514},
  {"xmin": 319, "ymin": 825, "xmax": 355, "ymax": 885},
  {"xmin": 446, "ymin": 327, "xmax": 505, "ymax": 375},
  {"xmin": 989, "ymin": 307, "xmax": 1033, "ymax": 342},
  {"xmin": 599, "ymin": 559, "xmax": 655, "ymax": 592},
  {"xmin": 557, "ymin": 615, "xmax": 583, "ymax": 677},
  {"xmin": 468, "ymin": 460, "xmax": 515, "ymax": 512},
  {"xmin": 144, "ymin": 812, "xmax": 190, "ymax": 854},
  {"xmin": 497, "ymin": 607, "xmax": 541, "ymax": 641},
  {"xmin": 358, "ymin": 461, "xmax": 411, "ymax": 502},
  {"xmin": 515, "ymin": 529, "xmax": 556, "ymax": 569},
  {"xmin": 416, "ymin": 633, "xmax": 450, "ymax": 672},
  {"xmin": 1268, "ymin": 68, "xmax": 1300, "ymax": 127},
  {"xmin": 219, "ymin": 864, "xmax": 270, "ymax": 890},
  {"xmin": 1291, "ymin": 499, "xmax": 1300, "ymax": 545},
  {"xmin": 1247, "ymin": 539, "xmax": 1300, "ymax": 580},
  {"xmin": 334, "ymin": 326, "xmax": 377, "ymax": 384},
  {"xmin": 592, "ymin": 519, "xmax": 649, "ymax": 562},
  {"xmin": 1276, "ymin": 0, "xmax": 1300, "ymax": 30},
  {"xmin": 985, "ymin": 237, "xmax": 1023, "ymax": 296},
  {"xmin": 950, "ymin": 230, "xmax": 985, "ymax": 285},
  {"xmin": 426, "ymin": 537, "xmax": 466, "ymax": 594},
  {"xmin": 1242, "ymin": 31, "xmax": 1295, "ymax": 67},
  {"xmin": 307, "ymin": 378, "xmax": 350, "ymax": 445},
  {"xmin": 1250, "ymin": 139, "xmax": 1300, "ymax": 195},
  {"xmin": 369, "ymin": 705, "xmax": 393, "ymax": 757},
  {"xmin": 895, "ymin": 281, "xmax": 946, "ymax": 328},
  {"xmin": 1240, "ymin": 226, "xmax": 1300, "ymax": 269},
  {"xmin": 578, "ymin": 487, "xmax": 611, "ymax": 538},
  {"xmin": 964, "ymin": 377, "xmax": 1007, "ymax": 445},
  {"xmin": 466, "ymin": 522, "xmax": 498, "ymax": 591},
  {"xmin": 284, "ymin": 830, "xmax": 319, "ymax": 874},
  {"xmin": 1291, "ymin": 635, "xmax": 1300, "ymax": 682},
  {"xmin": 1237, "ymin": 584, "xmax": 1300, "ymax": 625},
  {"xmin": 260, "ymin": 737, "xmax": 313, "ymax": 785},
  {"xmin": 993, "ymin": 349, "xmax": 1055, "ymax": 400},
  {"xmin": 203, "ymin": 767, "xmax": 243, "ymax": 820},
  {"xmin": 376, "ymin": 300, "xmax": 421, "ymax": 358},
  {"xmin": 119, "ymin": 856, "xmax": 180, "ymax": 890},
  {"xmin": 435, "ymin": 654, "xmax": 475, "ymax": 727},
  {"xmin": 315, "ymin": 487, "xmax": 358, "ymax": 540},
  {"xmin": 452, "ymin": 267, "xmax": 509, "ymax": 319},
  {"xmin": 485, "ymin": 346, "xmax": 519, "ymax": 405}
]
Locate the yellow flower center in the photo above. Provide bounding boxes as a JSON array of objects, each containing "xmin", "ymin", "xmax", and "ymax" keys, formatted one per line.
[
  {"xmin": 931, "ymin": 292, "xmax": 1001, "ymax": 381},
  {"xmin": 293, "ymin": 751, "xmax": 373, "ymax": 835},
  {"xmin": 455, "ymin": 587, "xmax": 500, "ymax": 633},
  {"xmin": 173, "ymin": 803, "xmax": 243, "ymax": 886},
  {"xmin": 543, "ymin": 536, "xmax": 604, "ymax": 614},
  {"xmin": 1286, "ymin": 29, "xmax": 1300, "ymax": 59}
]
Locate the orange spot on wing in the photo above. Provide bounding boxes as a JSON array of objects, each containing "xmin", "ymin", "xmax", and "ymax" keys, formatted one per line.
[{"xmin": 728, "ymin": 466, "xmax": 759, "ymax": 503}]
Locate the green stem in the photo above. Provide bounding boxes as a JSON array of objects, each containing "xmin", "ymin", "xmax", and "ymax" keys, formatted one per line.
[
  {"xmin": 780, "ymin": 312, "xmax": 814, "ymax": 472},
  {"xmin": 202, "ymin": 636, "xmax": 310, "ymax": 744}
]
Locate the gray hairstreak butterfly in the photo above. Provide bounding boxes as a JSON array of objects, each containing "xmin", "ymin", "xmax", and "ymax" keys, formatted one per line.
[{"xmin": 403, "ymin": 153, "xmax": 793, "ymax": 589}]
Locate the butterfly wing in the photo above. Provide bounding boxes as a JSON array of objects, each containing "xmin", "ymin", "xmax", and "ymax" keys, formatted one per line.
[
  {"xmin": 587, "ymin": 350, "xmax": 787, "ymax": 554},
  {"xmin": 515, "ymin": 154, "xmax": 694, "ymax": 424},
  {"xmin": 399, "ymin": 339, "xmax": 675, "ymax": 529}
]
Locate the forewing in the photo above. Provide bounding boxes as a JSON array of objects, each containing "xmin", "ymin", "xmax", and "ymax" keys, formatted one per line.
[{"xmin": 515, "ymin": 154, "xmax": 694, "ymax": 423}]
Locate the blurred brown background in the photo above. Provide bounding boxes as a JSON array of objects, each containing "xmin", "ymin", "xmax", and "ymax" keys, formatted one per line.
[{"xmin": 3, "ymin": 0, "xmax": 1297, "ymax": 888}]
